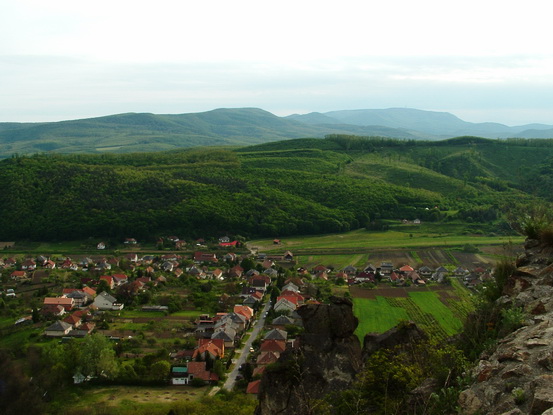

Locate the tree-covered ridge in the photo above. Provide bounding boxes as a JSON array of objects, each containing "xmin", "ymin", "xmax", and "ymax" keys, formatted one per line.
[{"xmin": 0, "ymin": 136, "xmax": 550, "ymax": 241}]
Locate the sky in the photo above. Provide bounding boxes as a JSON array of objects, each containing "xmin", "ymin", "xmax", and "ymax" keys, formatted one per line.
[{"xmin": 2, "ymin": 0, "xmax": 553, "ymax": 125}]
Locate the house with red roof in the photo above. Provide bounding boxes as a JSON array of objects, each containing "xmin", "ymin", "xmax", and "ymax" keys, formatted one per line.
[
  {"xmin": 99, "ymin": 275, "xmax": 114, "ymax": 289},
  {"xmin": 193, "ymin": 338, "xmax": 225, "ymax": 360},
  {"xmin": 246, "ymin": 379, "xmax": 261, "ymax": 394},
  {"xmin": 186, "ymin": 361, "xmax": 219, "ymax": 385},
  {"xmin": 260, "ymin": 339, "xmax": 286, "ymax": 355},
  {"xmin": 194, "ymin": 252, "xmax": 218, "ymax": 263},
  {"xmin": 43, "ymin": 297, "xmax": 74, "ymax": 311}
]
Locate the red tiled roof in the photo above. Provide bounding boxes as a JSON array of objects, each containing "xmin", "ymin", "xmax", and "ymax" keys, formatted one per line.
[{"xmin": 246, "ymin": 380, "xmax": 261, "ymax": 394}]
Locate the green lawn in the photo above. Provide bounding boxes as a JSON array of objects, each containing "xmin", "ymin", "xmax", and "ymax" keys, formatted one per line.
[{"xmin": 353, "ymin": 296, "xmax": 409, "ymax": 341}]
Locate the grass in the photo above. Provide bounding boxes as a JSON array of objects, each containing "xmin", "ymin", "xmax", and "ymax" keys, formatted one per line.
[
  {"xmin": 250, "ymin": 225, "xmax": 523, "ymax": 254},
  {"xmin": 408, "ymin": 292, "xmax": 463, "ymax": 336},
  {"xmin": 352, "ymin": 283, "xmax": 474, "ymax": 341},
  {"xmin": 353, "ymin": 296, "xmax": 409, "ymax": 341},
  {"xmin": 296, "ymin": 254, "xmax": 365, "ymax": 269}
]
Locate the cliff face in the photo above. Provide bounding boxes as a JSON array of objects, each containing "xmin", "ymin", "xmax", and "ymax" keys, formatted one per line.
[
  {"xmin": 255, "ymin": 296, "xmax": 362, "ymax": 415},
  {"xmin": 255, "ymin": 296, "xmax": 429, "ymax": 415},
  {"xmin": 459, "ymin": 239, "xmax": 553, "ymax": 415}
]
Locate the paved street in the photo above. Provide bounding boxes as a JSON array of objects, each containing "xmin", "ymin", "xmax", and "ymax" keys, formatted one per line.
[{"xmin": 221, "ymin": 300, "xmax": 271, "ymax": 391}]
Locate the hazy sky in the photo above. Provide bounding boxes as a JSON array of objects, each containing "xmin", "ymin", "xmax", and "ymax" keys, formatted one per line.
[{"xmin": 2, "ymin": 0, "xmax": 553, "ymax": 125}]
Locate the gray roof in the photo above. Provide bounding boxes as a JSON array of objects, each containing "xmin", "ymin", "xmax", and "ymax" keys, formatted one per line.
[
  {"xmin": 264, "ymin": 328, "xmax": 288, "ymax": 341},
  {"xmin": 98, "ymin": 291, "xmax": 117, "ymax": 303},
  {"xmin": 271, "ymin": 315, "xmax": 295, "ymax": 325},
  {"xmin": 46, "ymin": 320, "xmax": 72, "ymax": 331}
]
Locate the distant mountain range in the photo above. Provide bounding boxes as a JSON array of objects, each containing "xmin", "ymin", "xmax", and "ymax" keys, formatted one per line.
[{"xmin": 1, "ymin": 107, "xmax": 552, "ymax": 158}]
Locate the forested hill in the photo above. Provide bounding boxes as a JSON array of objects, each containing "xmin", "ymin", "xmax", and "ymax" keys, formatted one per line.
[
  {"xmin": 1, "ymin": 135, "xmax": 553, "ymax": 241},
  {"xmin": 0, "ymin": 108, "xmax": 423, "ymax": 158},
  {"xmin": 4, "ymin": 107, "xmax": 553, "ymax": 159}
]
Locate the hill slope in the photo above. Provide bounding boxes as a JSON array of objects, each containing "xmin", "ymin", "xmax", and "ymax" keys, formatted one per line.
[
  {"xmin": 0, "ymin": 108, "xmax": 423, "ymax": 158},
  {"xmin": 1, "ymin": 135, "xmax": 550, "ymax": 241},
  {"xmin": 290, "ymin": 108, "xmax": 553, "ymax": 138}
]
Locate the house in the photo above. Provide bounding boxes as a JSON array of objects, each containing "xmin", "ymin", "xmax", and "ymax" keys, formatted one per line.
[
  {"xmin": 283, "ymin": 251, "xmax": 294, "ymax": 261},
  {"xmin": 262, "ymin": 259, "xmax": 274, "ymax": 269},
  {"xmin": 171, "ymin": 366, "xmax": 189, "ymax": 385},
  {"xmin": 312, "ymin": 264, "xmax": 328, "ymax": 273},
  {"xmin": 413, "ymin": 219, "xmax": 421, "ymax": 224},
  {"xmin": 260, "ymin": 339, "xmax": 286, "ymax": 355},
  {"xmin": 234, "ymin": 305, "xmax": 254, "ymax": 321},
  {"xmin": 279, "ymin": 291, "xmax": 304, "ymax": 305},
  {"xmin": 364, "ymin": 264, "xmax": 377, "ymax": 273},
  {"xmin": 271, "ymin": 315, "xmax": 296, "ymax": 329},
  {"xmin": 186, "ymin": 361, "xmax": 219, "ymax": 385},
  {"xmin": 97, "ymin": 242, "xmax": 106, "ymax": 250},
  {"xmin": 380, "ymin": 262, "xmax": 394, "ymax": 274},
  {"xmin": 264, "ymin": 268, "xmax": 278, "ymax": 278},
  {"xmin": 99, "ymin": 275, "xmax": 114, "ymax": 289},
  {"xmin": 63, "ymin": 314, "xmax": 82, "ymax": 328},
  {"xmin": 315, "ymin": 271, "xmax": 328, "ymax": 280},
  {"xmin": 126, "ymin": 253, "xmax": 138, "ymax": 263},
  {"xmin": 264, "ymin": 328, "xmax": 288, "ymax": 341},
  {"xmin": 193, "ymin": 338, "xmax": 225, "ymax": 360},
  {"xmin": 246, "ymin": 380, "xmax": 261, "ymax": 395},
  {"xmin": 64, "ymin": 290, "xmax": 90, "ymax": 307},
  {"xmin": 355, "ymin": 271, "xmax": 375, "ymax": 283},
  {"xmin": 399, "ymin": 264, "xmax": 414, "ymax": 274},
  {"xmin": 281, "ymin": 282, "xmax": 299, "ymax": 293},
  {"xmin": 218, "ymin": 236, "xmax": 231, "ymax": 243},
  {"xmin": 418, "ymin": 266, "xmax": 433, "ymax": 277},
  {"xmin": 44, "ymin": 320, "xmax": 73, "ymax": 337},
  {"xmin": 211, "ymin": 268, "xmax": 224, "ymax": 280},
  {"xmin": 453, "ymin": 267, "xmax": 469, "ymax": 277},
  {"xmin": 10, "ymin": 270, "xmax": 28, "ymax": 280},
  {"xmin": 228, "ymin": 265, "xmax": 244, "ymax": 278},
  {"xmin": 124, "ymin": 238, "xmax": 137, "ymax": 245},
  {"xmin": 274, "ymin": 297, "xmax": 297, "ymax": 313},
  {"xmin": 194, "ymin": 252, "xmax": 218, "ymax": 263},
  {"xmin": 219, "ymin": 240, "xmax": 238, "ymax": 248},
  {"xmin": 41, "ymin": 304, "xmax": 65, "ymax": 318},
  {"xmin": 256, "ymin": 351, "xmax": 279, "ymax": 366},
  {"xmin": 43, "ymin": 297, "xmax": 74, "ymax": 311},
  {"xmin": 93, "ymin": 291, "xmax": 124, "ymax": 311},
  {"xmin": 21, "ymin": 259, "xmax": 36, "ymax": 271},
  {"xmin": 211, "ymin": 327, "xmax": 236, "ymax": 348},
  {"xmin": 389, "ymin": 271, "xmax": 402, "ymax": 283},
  {"xmin": 342, "ymin": 265, "xmax": 357, "ymax": 275},
  {"xmin": 112, "ymin": 274, "xmax": 128, "ymax": 286}
]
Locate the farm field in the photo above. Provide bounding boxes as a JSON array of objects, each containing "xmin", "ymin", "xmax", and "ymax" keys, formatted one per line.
[
  {"xmin": 351, "ymin": 281, "xmax": 474, "ymax": 342},
  {"xmin": 294, "ymin": 245, "xmax": 517, "ymax": 275},
  {"xmin": 250, "ymin": 225, "xmax": 523, "ymax": 255}
]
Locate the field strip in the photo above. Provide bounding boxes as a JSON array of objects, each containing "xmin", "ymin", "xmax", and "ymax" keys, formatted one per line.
[{"xmin": 353, "ymin": 296, "xmax": 409, "ymax": 340}]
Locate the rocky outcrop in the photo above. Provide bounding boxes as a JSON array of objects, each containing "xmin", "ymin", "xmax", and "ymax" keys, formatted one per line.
[
  {"xmin": 255, "ymin": 296, "xmax": 429, "ymax": 414},
  {"xmin": 459, "ymin": 239, "xmax": 553, "ymax": 415},
  {"xmin": 255, "ymin": 296, "xmax": 362, "ymax": 415}
]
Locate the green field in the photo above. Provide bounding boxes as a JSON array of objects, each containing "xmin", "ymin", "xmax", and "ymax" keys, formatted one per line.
[
  {"xmin": 353, "ymin": 285, "xmax": 473, "ymax": 342},
  {"xmin": 353, "ymin": 296, "xmax": 409, "ymax": 340},
  {"xmin": 251, "ymin": 225, "xmax": 523, "ymax": 254}
]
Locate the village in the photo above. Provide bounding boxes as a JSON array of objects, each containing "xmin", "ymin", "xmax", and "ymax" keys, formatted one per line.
[{"xmin": 0, "ymin": 235, "xmax": 494, "ymax": 397}]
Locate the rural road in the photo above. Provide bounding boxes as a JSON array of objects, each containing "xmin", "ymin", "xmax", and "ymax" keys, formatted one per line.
[{"xmin": 218, "ymin": 300, "xmax": 272, "ymax": 392}]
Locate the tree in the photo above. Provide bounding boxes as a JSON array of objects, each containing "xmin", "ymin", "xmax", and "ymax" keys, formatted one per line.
[
  {"xmin": 149, "ymin": 360, "xmax": 170, "ymax": 382},
  {"xmin": 80, "ymin": 333, "xmax": 119, "ymax": 378}
]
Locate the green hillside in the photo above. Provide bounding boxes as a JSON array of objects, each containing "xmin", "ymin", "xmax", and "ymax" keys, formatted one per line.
[
  {"xmin": 0, "ymin": 135, "xmax": 550, "ymax": 241},
  {"xmin": 0, "ymin": 109, "xmax": 424, "ymax": 158}
]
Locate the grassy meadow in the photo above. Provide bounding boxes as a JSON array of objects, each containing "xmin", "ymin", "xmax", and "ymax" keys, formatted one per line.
[
  {"xmin": 352, "ymin": 280, "xmax": 475, "ymax": 342},
  {"xmin": 250, "ymin": 223, "xmax": 523, "ymax": 255}
]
